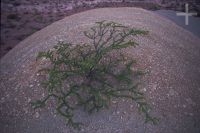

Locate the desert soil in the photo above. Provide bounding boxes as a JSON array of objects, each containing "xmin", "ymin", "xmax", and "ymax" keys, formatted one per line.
[{"xmin": 0, "ymin": 7, "xmax": 200, "ymax": 133}]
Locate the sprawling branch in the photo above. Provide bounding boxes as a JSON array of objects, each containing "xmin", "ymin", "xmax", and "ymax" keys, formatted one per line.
[{"xmin": 32, "ymin": 21, "xmax": 158, "ymax": 129}]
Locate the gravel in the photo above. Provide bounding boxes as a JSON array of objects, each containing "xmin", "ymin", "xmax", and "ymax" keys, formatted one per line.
[{"xmin": 0, "ymin": 7, "xmax": 200, "ymax": 133}]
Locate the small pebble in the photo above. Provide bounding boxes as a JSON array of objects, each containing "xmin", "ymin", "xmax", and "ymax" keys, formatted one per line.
[
  {"xmin": 112, "ymin": 100, "xmax": 117, "ymax": 104},
  {"xmin": 35, "ymin": 112, "xmax": 40, "ymax": 118},
  {"xmin": 0, "ymin": 97, "xmax": 5, "ymax": 103},
  {"xmin": 24, "ymin": 107, "xmax": 28, "ymax": 114},
  {"xmin": 152, "ymin": 84, "xmax": 157, "ymax": 90},
  {"xmin": 189, "ymin": 113, "xmax": 193, "ymax": 116},
  {"xmin": 6, "ymin": 94, "xmax": 10, "ymax": 98},
  {"xmin": 30, "ymin": 84, "xmax": 34, "ymax": 88},
  {"xmin": 186, "ymin": 98, "xmax": 196, "ymax": 106},
  {"xmin": 27, "ymin": 98, "xmax": 31, "ymax": 102},
  {"xmin": 168, "ymin": 89, "xmax": 177, "ymax": 96}
]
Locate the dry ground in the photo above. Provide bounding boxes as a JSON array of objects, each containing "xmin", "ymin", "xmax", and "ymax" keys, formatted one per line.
[{"xmin": 0, "ymin": 7, "xmax": 200, "ymax": 133}]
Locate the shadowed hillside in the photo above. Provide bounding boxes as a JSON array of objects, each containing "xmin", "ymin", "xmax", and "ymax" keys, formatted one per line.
[{"xmin": 1, "ymin": 0, "xmax": 199, "ymax": 57}]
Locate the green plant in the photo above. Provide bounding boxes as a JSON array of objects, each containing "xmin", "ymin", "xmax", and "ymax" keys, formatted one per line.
[{"xmin": 31, "ymin": 21, "xmax": 158, "ymax": 129}]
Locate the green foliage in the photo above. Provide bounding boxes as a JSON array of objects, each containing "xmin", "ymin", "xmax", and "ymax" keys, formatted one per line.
[{"xmin": 31, "ymin": 21, "xmax": 158, "ymax": 129}]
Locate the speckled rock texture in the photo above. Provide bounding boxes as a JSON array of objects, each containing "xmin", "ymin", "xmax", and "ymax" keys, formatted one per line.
[{"xmin": 0, "ymin": 8, "xmax": 200, "ymax": 133}]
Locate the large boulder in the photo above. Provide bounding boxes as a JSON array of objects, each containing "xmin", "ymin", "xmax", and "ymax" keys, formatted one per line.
[{"xmin": 1, "ymin": 7, "xmax": 200, "ymax": 133}]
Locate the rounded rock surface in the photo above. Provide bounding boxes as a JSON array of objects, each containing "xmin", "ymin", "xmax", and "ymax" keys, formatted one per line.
[{"xmin": 0, "ymin": 7, "xmax": 200, "ymax": 133}]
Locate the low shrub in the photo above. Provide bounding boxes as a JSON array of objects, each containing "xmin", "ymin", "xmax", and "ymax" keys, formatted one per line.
[{"xmin": 31, "ymin": 21, "xmax": 158, "ymax": 129}]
